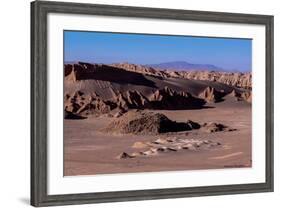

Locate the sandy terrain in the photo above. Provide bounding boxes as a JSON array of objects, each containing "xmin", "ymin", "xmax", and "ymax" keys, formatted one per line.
[
  {"xmin": 64, "ymin": 97, "xmax": 251, "ymax": 176},
  {"xmin": 63, "ymin": 62, "xmax": 252, "ymax": 176}
]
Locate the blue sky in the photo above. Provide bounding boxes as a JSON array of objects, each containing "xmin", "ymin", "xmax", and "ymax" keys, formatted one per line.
[{"xmin": 64, "ymin": 31, "xmax": 252, "ymax": 72}]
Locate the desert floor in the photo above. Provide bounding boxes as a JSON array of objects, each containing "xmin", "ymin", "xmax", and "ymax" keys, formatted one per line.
[{"xmin": 64, "ymin": 98, "xmax": 251, "ymax": 176}]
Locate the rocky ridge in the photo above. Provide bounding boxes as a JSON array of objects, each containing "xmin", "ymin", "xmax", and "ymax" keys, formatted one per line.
[
  {"xmin": 64, "ymin": 62, "xmax": 252, "ymax": 117},
  {"xmin": 112, "ymin": 62, "xmax": 252, "ymax": 89}
]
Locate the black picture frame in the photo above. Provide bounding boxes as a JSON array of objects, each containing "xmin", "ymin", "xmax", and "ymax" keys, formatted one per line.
[{"xmin": 31, "ymin": 0, "xmax": 274, "ymax": 207}]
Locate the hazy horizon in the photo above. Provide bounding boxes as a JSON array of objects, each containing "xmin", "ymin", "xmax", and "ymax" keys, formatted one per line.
[{"xmin": 64, "ymin": 31, "xmax": 252, "ymax": 72}]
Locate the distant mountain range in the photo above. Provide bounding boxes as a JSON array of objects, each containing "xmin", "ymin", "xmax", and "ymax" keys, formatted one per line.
[
  {"xmin": 65, "ymin": 60, "xmax": 245, "ymax": 72},
  {"xmin": 146, "ymin": 61, "xmax": 222, "ymax": 71}
]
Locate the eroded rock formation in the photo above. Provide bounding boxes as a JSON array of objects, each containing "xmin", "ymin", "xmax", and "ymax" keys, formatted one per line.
[
  {"xmin": 103, "ymin": 111, "xmax": 201, "ymax": 135},
  {"xmin": 64, "ymin": 62, "xmax": 252, "ymax": 118},
  {"xmin": 148, "ymin": 87, "xmax": 206, "ymax": 109},
  {"xmin": 199, "ymin": 86, "xmax": 225, "ymax": 103},
  {"xmin": 110, "ymin": 62, "xmax": 252, "ymax": 89}
]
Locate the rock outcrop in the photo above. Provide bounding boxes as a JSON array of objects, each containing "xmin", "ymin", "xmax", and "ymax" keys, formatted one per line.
[
  {"xmin": 227, "ymin": 89, "xmax": 252, "ymax": 103},
  {"xmin": 64, "ymin": 88, "xmax": 208, "ymax": 117},
  {"xmin": 111, "ymin": 62, "xmax": 251, "ymax": 89},
  {"xmin": 241, "ymin": 91, "xmax": 252, "ymax": 103},
  {"xmin": 65, "ymin": 62, "xmax": 110, "ymax": 82},
  {"xmin": 103, "ymin": 111, "xmax": 200, "ymax": 135},
  {"xmin": 116, "ymin": 152, "xmax": 134, "ymax": 159},
  {"xmin": 64, "ymin": 91, "xmax": 116, "ymax": 116},
  {"xmin": 167, "ymin": 71, "xmax": 252, "ymax": 89},
  {"xmin": 202, "ymin": 122, "xmax": 235, "ymax": 133},
  {"xmin": 63, "ymin": 62, "xmax": 252, "ymax": 117},
  {"xmin": 112, "ymin": 90, "xmax": 151, "ymax": 110},
  {"xmin": 111, "ymin": 62, "xmax": 169, "ymax": 78},
  {"xmin": 65, "ymin": 62, "xmax": 252, "ymax": 89},
  {"xmin": 199, "ymin": 86, "xmax": 225, "ymax": 103},
  {"xmin": 117, "ymin": 137, "xmax": 222, "ymax": 159},
  {"xmin": 148, "ymin": 87, "xmax": 206, "ymax": 109},
  {"xmin": 64, "ymin": 110, "xmax": 86, "ymax": 119}
]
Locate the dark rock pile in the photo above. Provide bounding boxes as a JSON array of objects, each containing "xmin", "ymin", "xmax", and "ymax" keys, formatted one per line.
[{"xmin": 103, "ymin": 111, "xmax": 200, "ymax": 135}]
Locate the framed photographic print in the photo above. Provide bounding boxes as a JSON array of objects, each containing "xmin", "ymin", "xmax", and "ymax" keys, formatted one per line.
[{"xmin": 31, "ymin": 0, "xmax": 274, "ymax": 207}]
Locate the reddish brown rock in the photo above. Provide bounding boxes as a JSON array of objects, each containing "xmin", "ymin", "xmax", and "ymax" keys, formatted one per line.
[
  {"xmin": 116, "ymin": 152, "xmax": 135, "ymax": 159},
  {"xmin": 148, "ymin": 87, "xmax": 206, "ymax": 110},
  {"xmin": 199, "ymin": 86, "xmax": 224, "ymax": 103},
  {"xmin": 103, "ymin": 110, "xmax": 200, "ymax": 135},
  {"xmin": 241, "ymin": 91, "xmax": 252, "ymax": 103},
  {"xmin": 65, "ymin": 62, "xmax": 252, "ymax": 89}
]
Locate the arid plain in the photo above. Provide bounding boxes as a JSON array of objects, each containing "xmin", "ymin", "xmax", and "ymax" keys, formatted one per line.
[{"xmin": 63, "ymin": 62, "xmax": 252, "ymax": 176}]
